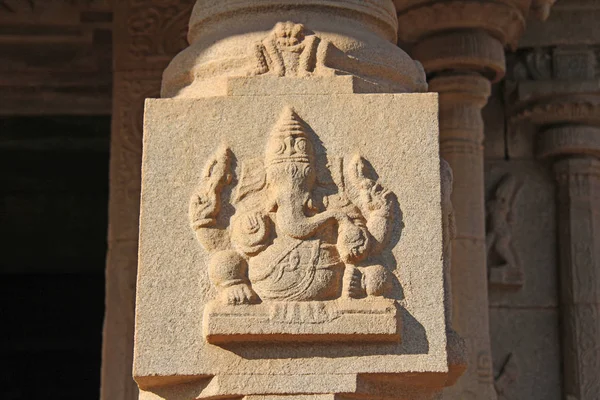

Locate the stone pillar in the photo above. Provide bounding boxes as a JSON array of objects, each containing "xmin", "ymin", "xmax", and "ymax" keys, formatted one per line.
[
  {"xmin": 430, "ymin": 73, "xmax": 494, "ymax": 399},
  {"xmin": 101, "ymin": 2, "xmax": 193, "ymax": 400},
  {"xmin": 509, "ymin": 45, "xmax": 600, "ymax": 400},
  {"xmin": 133, "ymin": 0, "xmax": 466, "ymax": 399},
  {"xmin": 395, "ymin": 1, "xmax": 555, "ymax": 398},
  {"xmin": 553, "ymin": 154, "xmax": 600, "ymax": 400}
]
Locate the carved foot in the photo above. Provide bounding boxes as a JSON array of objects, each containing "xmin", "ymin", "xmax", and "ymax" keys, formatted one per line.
[
  {"xmin": 343, "ymin": 266, "xmax": 365, "ymax": 298},
  {"xmin": 219, "ymin": 283, "xmax": 260, "ymax": 305},
  {"xmin": 343, "ymin": 265, "xmax": 391, "ymax": 298},
  {"xmin": 363, "ymin": 265, "xmax": 390, "ymax": 297}
]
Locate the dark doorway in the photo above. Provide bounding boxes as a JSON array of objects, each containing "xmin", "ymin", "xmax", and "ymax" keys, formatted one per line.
[{"xmin": 0, "ymin": 116, "xmax": 109, "ymax": 399}]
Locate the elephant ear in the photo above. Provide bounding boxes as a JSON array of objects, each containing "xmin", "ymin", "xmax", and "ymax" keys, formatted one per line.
[{"xmin": 233, "ymin": 157, "xmax": 267, "ymax": 207}]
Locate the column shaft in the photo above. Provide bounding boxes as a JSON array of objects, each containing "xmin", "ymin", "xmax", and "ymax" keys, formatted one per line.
[
  {"xmin": 430, "ymin": 74, "xmax": 496, "ymax": 399},
  {"xmin": 101, "ymin": 2, "xmax": 193, "ymax": 399},
  {"xmin": 554, "ymin": 156, "xmax": 600, "ymax": 400}
]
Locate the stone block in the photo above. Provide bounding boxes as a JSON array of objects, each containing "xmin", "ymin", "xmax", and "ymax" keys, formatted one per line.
[
  {"xmin": 204, "ymin": 299, "xmax": 400, "ymax": 344},
  {"xmin": 489, "ymin": 308, "xmax": 561, "ymax": 400},
  {"xmin": 134, "ymin": 93, "xmax": 451, "ymax": 398}
]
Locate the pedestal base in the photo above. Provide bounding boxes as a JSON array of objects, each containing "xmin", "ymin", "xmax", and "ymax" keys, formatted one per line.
[{"xmin": 203, "ymin": 299, "xmax": 401, "ymax": 344}]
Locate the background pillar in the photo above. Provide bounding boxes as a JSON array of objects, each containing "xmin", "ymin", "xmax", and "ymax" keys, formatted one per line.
[
  {"xmin": 553, "ymin": 154, "xmax": 600, "ymax": 400},
  {"xmin": 395, "ymin": 1, "xmax": 555, "ymax": 398},
  {"xmin": 509, "ymin": 43, "xmax": 600, "ymax": 399},
  {"xmin": 101, "ymin": 2, "xmax": 193, "ymax": 400}
]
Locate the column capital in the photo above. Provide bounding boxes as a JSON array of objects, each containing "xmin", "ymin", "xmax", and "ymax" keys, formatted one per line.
[
  {"xmin": 429, "ymin": 74, "xmax": 492, "ymax": 106},
  {"xmin": 162, "ymin": 0, "xmax": 427, "ymax": 97},
  {"xmin": 538, "ymin": 126, "xmax": 600, "ymax": 160},
  {"xmin": 396, "ymin": 0, "xmax": 527, "ymax": 49},
  {"xmin": 396, "ymin": 0, "xmax": 556, "ymax": 81},
  {"xmin": 506, "ymin": 46, "xmax": 600, "ymax": 160}
]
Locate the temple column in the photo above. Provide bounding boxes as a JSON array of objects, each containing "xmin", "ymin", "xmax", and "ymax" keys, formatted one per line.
[
  {"xmin": 553, "ymin": 153, "xmax": 600, "ymax": 400},
  {"xmin": 509, "ymin": 45, "xmax": 600, "ymax": 398},
  {"xmin": 395, "ymin": 1, "xmax": 554, "ymax": 398},
  {"xmin": 132, "ymin": 0, "xmax": 466, "ymax": 399},
  {"xmin": 101, "ymin": 2, "xmax": 193, "ymax": 400},
  {"xmin": 429, "ymin": 73, "xmax": 494, "ymax": 399}
]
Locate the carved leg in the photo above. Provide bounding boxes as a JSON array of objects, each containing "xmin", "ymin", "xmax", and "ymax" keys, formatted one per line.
[
  {"xmin": 361, "ymin": 264, "xmax": 390, "ymax": 297},
  {"xmin": 495, "ymin": 236, "xmax": 518, "ymax": 270},
  {"xmin": 342, "ymin": 264, "xmax": 364, "ymax": 298},
  {"xmin": 208, "ymin": 250, "xmax": 259, "ymax": 304}
]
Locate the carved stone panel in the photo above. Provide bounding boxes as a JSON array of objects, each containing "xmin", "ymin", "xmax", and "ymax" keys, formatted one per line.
[
  {"xmin": 135, "ymin": 94, "xmax": 451, "ymax": 397},
  {"xmin": 190, "ymin": 107, "xmax": 400, "ymax": 343}
]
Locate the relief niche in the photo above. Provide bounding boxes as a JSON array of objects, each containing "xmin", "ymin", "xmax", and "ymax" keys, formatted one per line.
[
  {"xmin": 189, "ymin": 106, "xmax": 401, "ymax": 343},
  {"xmin": 486, "ymin": 174, "xmax": 524, "ymax": 290}
]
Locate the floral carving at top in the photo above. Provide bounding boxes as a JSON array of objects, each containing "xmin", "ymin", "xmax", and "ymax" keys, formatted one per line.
[
  {"xmin": 486, "ymin": 174, "xmax": 523, "ymax": 290},
  {"xmin": 249, "ymin": 22, "xmax": 336, "ymax": 77},
  {"xmin": 124, "ymin": 1, "xmax": 194, "ymax": 65},
  {"xmin": 189, "ymin": 106, "xmax": 398, "ymax": 305}
]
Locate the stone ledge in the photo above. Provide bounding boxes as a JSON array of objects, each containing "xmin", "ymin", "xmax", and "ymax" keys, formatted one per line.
[{"xmin": 203, "ymin": 299, "xmax": 401, "ymax": 344}]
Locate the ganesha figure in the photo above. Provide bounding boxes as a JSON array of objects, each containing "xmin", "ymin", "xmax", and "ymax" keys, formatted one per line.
[{"xmin": 189, "ymin": 106, "xmax": 397, "ymax": 305}]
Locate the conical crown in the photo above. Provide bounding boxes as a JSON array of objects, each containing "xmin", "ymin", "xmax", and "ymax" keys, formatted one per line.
[{"xmin": 265, "ymin": 106, "xmax": 315, "ymax": 166}]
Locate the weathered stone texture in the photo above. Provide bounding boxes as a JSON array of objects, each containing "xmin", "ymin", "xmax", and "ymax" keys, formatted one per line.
[
  {"xmin": 135, "ymin": 94, "xmax": 457, "ymax": 398},
  {"xmin": 102, "ymin": 2, "xmax": 194, "ymax": 400},
  {"xmin": 489, "ymin": 308, "xmax": 562, "ymax": 400}
]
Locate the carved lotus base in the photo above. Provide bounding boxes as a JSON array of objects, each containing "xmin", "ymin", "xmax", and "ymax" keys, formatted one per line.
[{"xmin": 203, "ymin": 298, "xmax": 401, "ymax": 344}]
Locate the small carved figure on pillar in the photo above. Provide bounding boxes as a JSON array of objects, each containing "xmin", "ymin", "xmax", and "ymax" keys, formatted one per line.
[
  {"xmin": 486, "ymin": 174, "xmax": 523, "ymax": 290},
  {"xmin": 249, "ymin": 21, "xmax": 335, "ymax": 77}
]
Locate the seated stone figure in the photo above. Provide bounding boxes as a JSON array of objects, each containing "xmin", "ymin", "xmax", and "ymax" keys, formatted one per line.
[{"xmin": 189, "ymin": 106, "xmax": 396, "ymax": 305}]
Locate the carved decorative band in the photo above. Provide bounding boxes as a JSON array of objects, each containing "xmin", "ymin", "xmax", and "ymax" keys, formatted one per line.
[
  {"xmin": 440, "ymin": 140, "xmax": 484, "ymax": 155},
  {"xmin": 429, "ymin": 73, "xmax": 492, "ymax": 101},
  {"xmin": 396, "ymin": 0, "xmax": 526, "ymax": 49},
  {"xmin": 512, "ymin": 99, "xmax": 600, "ymax": 126},
  {"xmin": 188, "ymin": 0, "xmax": 398, "ymax": 43},
  {"xmin": 413, "ymin": 32, "xmax": 505, "ymax": 82},
  {"xmin": 538, "ymin": 126, "xmax": 600, "ymax": 159},
  {"xmin": 554, "ymin": 157, "xmax": 600, "ymax": 181}
]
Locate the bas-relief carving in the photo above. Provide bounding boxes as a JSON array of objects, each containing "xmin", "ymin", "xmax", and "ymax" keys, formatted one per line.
[
  {"xmin": 486, "ymin": 174, "xmax": 524, "ymax": 290},
  {"xmin": 249, "ymin": 22, "xmax": 335, "ymax": 78},
  {"xmin": 494, "ymin": 353, "xmax": 519, "ymax": 397},
  {"xmin": 189, "ymin": 106, "xmax": 400, "ymax": 342},
  {"xmin": 509, "ymin": 48, "xmax": 553, "ymax": 81}
]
